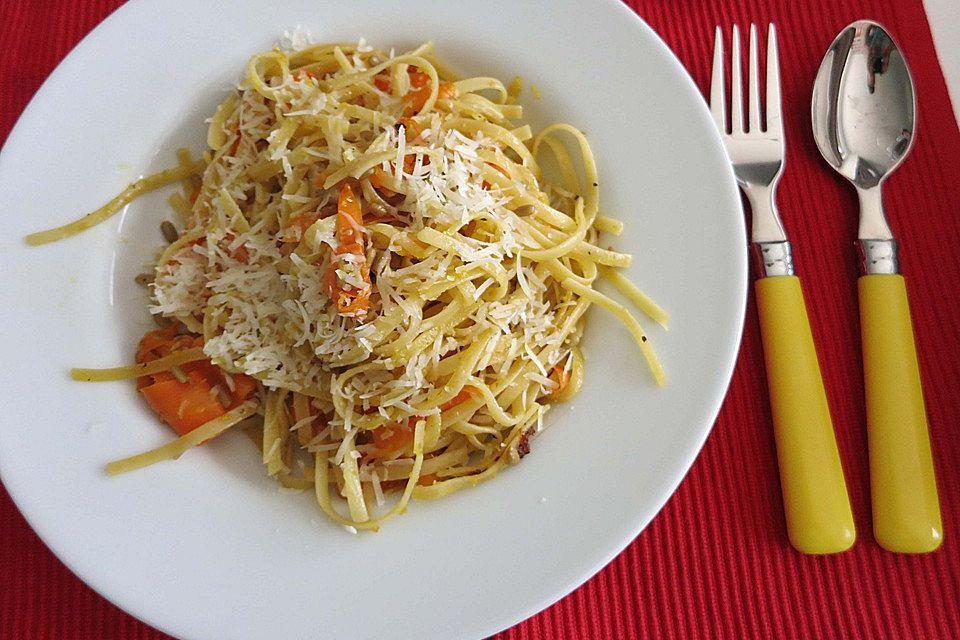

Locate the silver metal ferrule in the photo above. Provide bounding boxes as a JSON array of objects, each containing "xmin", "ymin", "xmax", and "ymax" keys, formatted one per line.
[
  {"xmin": 752, "ymin": 240, "xmax": 795, "ymax": 277},
  {"xmin": 858, "ymin": 239, "xmax": 900, "ymax": 275}
]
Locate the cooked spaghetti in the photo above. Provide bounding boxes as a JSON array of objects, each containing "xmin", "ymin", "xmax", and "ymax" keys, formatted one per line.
[{"xmin": 28, "ymin": 39, "xmax": 668, "ymax": 531}]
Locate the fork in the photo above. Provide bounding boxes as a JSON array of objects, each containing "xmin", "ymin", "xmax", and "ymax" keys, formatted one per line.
[{"xmin": 710, "ymin": 24, "xmax": 855, "ymax": 554}]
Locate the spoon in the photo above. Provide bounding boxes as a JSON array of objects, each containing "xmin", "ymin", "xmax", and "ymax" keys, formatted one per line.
[{"xmin": 812, "ymin": 20, "xmax": 942, "ymax": 553}]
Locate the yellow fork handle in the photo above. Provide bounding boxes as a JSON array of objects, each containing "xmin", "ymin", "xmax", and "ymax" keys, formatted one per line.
[
  {"xmin": 756, "ymin": 276, "xmax": 856, "ymax": 554},
  {"xmin": 859, "ymin": 274, "xmax": 943, "ymax": 553}
]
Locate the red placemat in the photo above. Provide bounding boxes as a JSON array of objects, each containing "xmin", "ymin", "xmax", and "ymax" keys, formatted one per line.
[{"xmin": 2, "ymin": 0, "xmax": 959, "ymax": 638}]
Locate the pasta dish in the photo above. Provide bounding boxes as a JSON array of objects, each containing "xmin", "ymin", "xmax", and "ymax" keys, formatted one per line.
[{"xmin": 27, "ymin": 39, "xmax": 667, "ymax": 531}]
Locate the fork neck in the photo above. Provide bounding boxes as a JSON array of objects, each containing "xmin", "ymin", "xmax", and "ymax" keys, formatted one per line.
[
  {"xmin": 743, "ymin": 183, "xmax": 793, "ymax": 277},
  {"xmin": 744, "ymin": 183, "xmax": 788, "ymax": 245}
]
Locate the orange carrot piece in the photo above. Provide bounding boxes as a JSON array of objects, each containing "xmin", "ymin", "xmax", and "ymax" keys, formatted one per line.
[
  {"xmin": 402, "ymin": 81, "xmax": 455, "ymax": 116},
  {"xmin": 364, "ymin": 386, "xmax": 476, "ymax": 460},
  {"xmin": 408, "ymin": 71, "xmax": 430, "ymax": 89},
  {"xmin": 373, "ymin": 74, "xmax": 391, "ymax": 92},
  {"xmin": 134, "ymin": 328, "xmax": 257, "ymax": 435},
  {"xmin": 312, "ymin": 170, "xmax": 330, "ymax": 190},
  {"xmin": 326, "ymin": 184, "xmax": 372, "ymax": 315},
  {"xmin": 370, "ymin": 156, "xmax": 417, "ymax": 194},
  {"xmin": 281, "ymin": 213, "xmax": 321, "ymax": 242},
  {"xmin": 293, "ymin": 69, "xmax": 320, "ymax": 82},
  {"xmin": 136, "ymin": 325, "xmax": 179, "ymax": 364},
  {"xmin": 140, "ymin": 371, "xmax": 226, "ymax": 436},
  {"xmin": 224, "ymin": 371, "xmax": 257, "ymax": 407},
  {"xmin": 336, "ymin": 183, "xmax": 363, "ymax": 245},
  {"xmin": 439, "ymin": 386, "xmax": 477, "ymax": 411},
  {"xmin": 370, "ymin": 165, "xmax": 396, "ymax": 193},
  {"xmin": 397, "ymin": 117, "xmax": 422, "ymax": 141},
  {"xmin": 482, "ymin": 162, "xmax": 511, "ymax": 190},
  {"xmin": 370, "ymin": 420, "xmax": 414, "ymax": 458},
  {"xmin": 416, "ymin": 473, "xmax": 438, "ymax": 486},
  {"xmin": 375, "ymin": 69, "xmax": 429, "ymax": 94},
  {"xmin": 548, "ymin": 364, "xmax": 571, "ymax": 397},
  {"xmin": 487, "ymin": 162, "xmax": 510, "ymax": 179}
]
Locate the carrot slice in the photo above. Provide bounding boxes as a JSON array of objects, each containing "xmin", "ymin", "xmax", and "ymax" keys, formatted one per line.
[
  {"xmin": 326, "ymin": 184, "xmax": 371, "ymax": 316},
  {"xmin": 312, "ymin": 169, "xmax": 337, "ymax": 191},
  {"xmin": 365, "ymin": 387, "xmax": 476, "ymax": 460},
  {"xmin": 336, "ymin": 183, "xmax": 363, "ymax": 245},
  {"xmin": 140, "ymin": 371, "xmax": 226, "ymax": 436},
  {"xmin": 439, "ymin": 386, "xmax": 477, "ymax": 411},
  {"xmin": 408, "ymin": 71, "xmax": 430, "ymax": 89},
  {"xmin": 369, "ymin": 165, "xmax": 396, "ymax": 193},
  {"xmin": 548, "ymin": 363, "xmax": 571, "ymax": 398},
  {"xmin": 223, "ymin": 371, "xmax": 257, "ymax": 407},
  {"xmin": 370, "ymin": 153, "xmax": 423, "ymax": 195},
  {"xmin": 281, "ymin": 212, "xmax": 321, "ymax": 242},
  {"xmin": 487, "ymin": 162, "xmax": 510, "ymax": 179},
  {"xmin": 370, "ymin": 420, "xmax": 414, "ymax": 457},
  {"xmin": 397, "ymin": 117, "xmax": 422, "ymax": 141},
  {"xmin": 416, "ymin": 473, "xmax": 438, "ymax": 486},
  {"xmin": 373, "ymin": 74, "xmax": 391, "ymax": 92},
  {"xmin": 374, "ymin": 69, "xmax": 430, "ymax": 94},
  {"xmin": 134, "ymin": 328, "xmax": 257, "ymax": 436},
  {"xmin": 136, "ymin": 325, "xmax": 179, "ymax": 364},
  {"xmin": 293, "ymin": 69, "xmax": 320, "ymax": 82},
  {"xmin": 402, "ymin": 81, "xmax": 455, "ymax": 116}
]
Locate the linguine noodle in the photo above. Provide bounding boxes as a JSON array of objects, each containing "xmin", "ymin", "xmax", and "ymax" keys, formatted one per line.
[{"xmin": 28, "ymin": 39, "xmax": 668, "ymax": 531}]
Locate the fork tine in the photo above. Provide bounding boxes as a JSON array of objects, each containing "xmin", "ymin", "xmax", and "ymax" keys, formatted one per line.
[
  {"xmin": 766, "ymin": 24, "xmax": 783, "ymax": 135},
  {"xmin": 730, "ymin": 25, "xmax": 744, "ymax": 133},
  {"xmin": 710, "ymin": 26, "xmax": 727, "ymax": 133},
  {"xmin": 748, "ymin": 24, "xmax": 761, "ymax": 132}
]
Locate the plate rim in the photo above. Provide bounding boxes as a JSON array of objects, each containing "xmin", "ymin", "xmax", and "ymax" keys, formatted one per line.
[{"xmin": 0, "ymin": 0, "xmax": 747, "ymax": 637}]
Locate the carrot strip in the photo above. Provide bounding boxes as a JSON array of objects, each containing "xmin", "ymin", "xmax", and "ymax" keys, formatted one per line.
[
  {"xmin": 439, "ymin": 386, "xmax": 477, "ymax": 411},
  {"xmin": 140, "ymin": 371, "xmax": 227, "ymax": 436},
  {"xmin": 402, "ymin": 81, "xmax": 455, "ymax": 116},
  {"xmin": 397, "ymin": 117, "xmax": 422, "ymax": 141},
  {"xmin": 374, "ymin": 69, "xmax": 430, "ymax": 94},
  {"xmin": 280, "ymin": 212, "xmax": 321, "ymax": 242},
  {"xmin": 365, "ymin": 387, "xmax": 476, "ymax": 459},
  {"xmin": 312, "ymin": 170, "xmax": 330, "ymax": 190},
  {"xmin": 326, "ymin": 184, "xmax": 371, "ymax": 316},
  {"xmin": 373, "ymin": 74, "xmax": 391, "ymax": 92},
  {"xmin": 293, "ymin": 69, "xmax": 320, "ymax": 82},
  {"xmin": 548, "ymin": 363, "xmax": 571, "ymax": 398},
  {"xmin": 133, "ymin": 327, "xmax": 257, "ymax": 436}
]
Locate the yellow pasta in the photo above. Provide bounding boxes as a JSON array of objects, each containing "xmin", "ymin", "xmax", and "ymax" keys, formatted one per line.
[
  {"xmin": 25, "ymin": 162, "xmax": 203, "ymax": 245},
  {"xmin": 70, "ymin": 348, "xmax": 207, "ymax": 382},
  {"xmin": 106, "ymin": 401, "xmax": 258, "ymax": 475},
  {"xmin": 28, "ymin": 39, "xmax": 668, "ymax": 531}
]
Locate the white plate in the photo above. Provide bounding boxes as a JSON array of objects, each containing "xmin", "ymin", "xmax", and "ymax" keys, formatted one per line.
[{"xmin": 0, "ymin": 1, "xmax": 746, "ymax": 638}]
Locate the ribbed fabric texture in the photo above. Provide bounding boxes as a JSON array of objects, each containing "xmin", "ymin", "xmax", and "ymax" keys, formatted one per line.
[{"xmin": 2, "ymin": 1, "xmax": 959, "ymax": 638}]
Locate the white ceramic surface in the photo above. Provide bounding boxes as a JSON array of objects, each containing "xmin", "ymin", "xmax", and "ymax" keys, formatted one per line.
[{"xmin": 0, "ymin": 1, "xmax": 746, "ymax": 638}]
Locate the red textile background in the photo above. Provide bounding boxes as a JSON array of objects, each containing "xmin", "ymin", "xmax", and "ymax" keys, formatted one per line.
[{"xmin": 2, "ymin": 0, "xmax": 959, "ymax": 638}]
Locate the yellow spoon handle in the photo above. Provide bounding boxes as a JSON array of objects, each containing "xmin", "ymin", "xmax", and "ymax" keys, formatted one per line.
[
  {"xmin": 859, "ymin": 274, "xmax": 943, "ymax": 552},
  {"xmin": 755, "ymin": 276, "xmax": 856, "ymax": 554}
]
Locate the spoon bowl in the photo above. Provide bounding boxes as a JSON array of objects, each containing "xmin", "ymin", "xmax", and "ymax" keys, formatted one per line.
[{"xmin": 812, "ymin": 20, "xmax": 916, "ymax": 193}]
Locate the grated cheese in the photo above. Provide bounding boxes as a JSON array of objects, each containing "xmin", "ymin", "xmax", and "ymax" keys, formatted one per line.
[{"xmin": 144, "ymin": 41, "xmax": 611, "ymax": 518}]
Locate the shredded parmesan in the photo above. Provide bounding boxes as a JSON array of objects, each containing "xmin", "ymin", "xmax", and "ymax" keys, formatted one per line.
[{"xmin": 100, "ymin": 38, "xmax": 668, "ymax": 532}]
